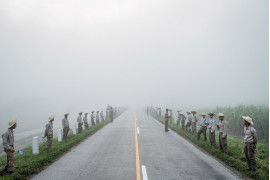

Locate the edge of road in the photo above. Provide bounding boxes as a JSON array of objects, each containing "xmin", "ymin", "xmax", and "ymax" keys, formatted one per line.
[
  {"xmin": 0, "ymin": 112, "xmax": 126, "ymax": 180},
  {"xmin": 149, "ymin": 114, "xmax": 252, "ymax": 180}
]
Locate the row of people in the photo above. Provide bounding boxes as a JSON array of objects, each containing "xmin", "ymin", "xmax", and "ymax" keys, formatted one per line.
[
  {"xmin": 150, "ymin": 107, "xmax": 258, "ymax": 172},
  {"xmin": 1, "ymin": 106, "xmax": 117, "ymax": 174}
]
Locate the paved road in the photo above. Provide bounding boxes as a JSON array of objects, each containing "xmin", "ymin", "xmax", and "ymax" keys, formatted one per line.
[{"xmin": 32, "ymin": 110, "xmax": 240, "ymax": 180}]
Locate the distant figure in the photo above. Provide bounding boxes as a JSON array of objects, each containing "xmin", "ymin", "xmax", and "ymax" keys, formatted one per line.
[
  {"xmin": 164, "ymin": 108, "xmax": 170, "ymax": 132},
  {"xmin": 96, "ymin": 111, "xmax": 100, "ymax": 124},
  {"xmin": 158, "ymin": 108, "xmax": 162, "ymax": 118},
  {"xmin": 191, "ymin": 110, "xmax": 198, "ymax": 135},
  {"xmin": 185, "ymin": 112, "xmax": 192, "ymax": 132},
  {"xmin": 62, "ymin": 113, "xmax": 70, "ymax": 141},
  {"xmin": 44, "ymin": 115, "xmax": 54, "ymax": 153},
  {"xmin": 91, "ymin": 111, "xmax": 95, "ymax": 126},
  {"xmin": 180, "ymin": 112, "xmax": 186, "ymax": 130},
  {"xmin": 83, "ymin": 113, "xmax": 89, "ymax": 129},
  {"xmin": 217, "ymin": 113, "xmax": 228, "ymax": 153},
  {"xmin": 177, "ymin": 111, "xmax": 181, "ymax": 125},
  {"xmin": 77, "ymin": 112, "xmax": 83, "ymax": 133},
  {"xmin": 208, "ymin": 113, "xmax": 216, "ymax": 147},
  {"xmin": 110, "ymin": 107, "xmax": 114, "ymax": 123},
  {"xmin": 197, "ymin": 113, "xmax": 208, "ymax": 141},
  {"xmin": 2, "ymin": 120, "xmax": 17, "ymax": 174},
  {"xmin": 243, "ymin": 116, "xmax": 257, "ymax": 172},
  {"xmin": 100, "ymin": 111, "xmax": 104, "ymax": 122}
]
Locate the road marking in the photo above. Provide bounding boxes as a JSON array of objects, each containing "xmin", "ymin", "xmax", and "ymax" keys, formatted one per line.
[
  {"xmin": 137, "ymin": 127, "xmax": 140, "ymax": 135},
  {"xmin": 141, "ymin": 165, "xmax": 148, "ymax": 180},
  {"xmin": 135, "ymin": 117, "xmax": 141, "ymax": 180}
]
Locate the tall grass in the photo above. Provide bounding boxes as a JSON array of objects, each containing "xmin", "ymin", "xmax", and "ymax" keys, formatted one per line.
[{"xmin": 151, "ymin": 113, "xmax": 269, "ymax": 180}]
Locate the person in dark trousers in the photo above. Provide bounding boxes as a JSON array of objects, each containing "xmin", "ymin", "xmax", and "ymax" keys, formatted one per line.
[
  {"xmin": 197, "ymin": 113, "xmax": 209, "ymax": 141},
  {"xmin": 164, "ymin": 109, "xmax": 170, "ymax": 132},
  {"xmin": 243, "ymin": 116, "xmax": 257, "ymax": 172}
]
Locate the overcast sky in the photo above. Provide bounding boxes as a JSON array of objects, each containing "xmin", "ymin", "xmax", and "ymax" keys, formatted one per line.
[{"xmin": 0, "ymin": 0, "xmax": 268, "ymax": 131}]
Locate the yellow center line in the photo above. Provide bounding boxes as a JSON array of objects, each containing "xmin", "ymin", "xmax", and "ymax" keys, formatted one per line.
[{"xmin": 135, "ymin": 116, "xmax": 141, "ymax": 180}]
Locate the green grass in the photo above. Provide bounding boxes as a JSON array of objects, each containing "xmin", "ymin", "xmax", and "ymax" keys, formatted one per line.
[
  {"xmin": 152, "ymin": 114, "xmax": 269, "ymax": 180},
  {"xmin": 0, "ymin": 113, "xmax": 122, "ymax": 180}
]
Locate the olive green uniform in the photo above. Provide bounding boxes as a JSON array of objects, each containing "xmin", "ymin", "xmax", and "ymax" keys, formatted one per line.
[
  {"xmin": 244, "ymin": 126, "xmax": 258, "ymax": 170},
  {"xmin": 164, "ymin": 111, "xmax": 169, "ymax": 131},
  {"xmin": 217, "ymin": 120, "xmax": 228, "ymax": 153},
  {"xmin": 44, "ymin": 121, "xmax": 53, "ymax": 153},
  {"xmin": 2, "ymin": 129, "xmax": 15, "ymax": 172}
]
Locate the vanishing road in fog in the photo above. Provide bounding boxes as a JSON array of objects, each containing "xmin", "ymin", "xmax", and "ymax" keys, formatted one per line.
[{"xmin": 32, "ymin": 111, "xmax": 240, "ymax": 180}]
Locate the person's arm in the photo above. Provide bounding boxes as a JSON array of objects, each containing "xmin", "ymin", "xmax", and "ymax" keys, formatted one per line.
[
  {"xmin": 252, "ymin": 128, "xmax": 258, "ymax": 146},
  {"xmin": 2, "ymin": 132, "xmax": 11, "ymax": 150}
]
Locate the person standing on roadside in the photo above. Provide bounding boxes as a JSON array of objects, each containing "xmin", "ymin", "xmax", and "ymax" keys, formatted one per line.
[
  {"xmin": 62, "ymin": 113, "xmax": 70, "ymax": 141},
  {"xmin": 243, "ymin": 116, "xmax": 258, "ymax": 172},
  {"xmin": 185, "ymin": 112, "xmax": 192, "ymax": 132},
  {"xmin": 91, "ymin": 111, "xmax": 95, "ymax": 126},
  {"xmin": 180, "ymin": 112, "xmax": 186, "ymax": 130},
  {"xmin": 217, "ymin": 113, "xmax": 229, "ymax": 153},
  {"xmin": 96, "ymin": 111, "xmax": 100, "ymax": 124},
  {"xmin": 208, "ymin": 112, "xmax": 217, "ymax": 147},
  {"xmin": 191, "ymin": 110, "xmax": 198, "ymax": 135},
  {"xmin": 164, "ymin": 108, "xmax": 170, "ymax": 132},
  {"xmin": 197, "ymin": 113, "xmax": 208, "ymax": 141},
  {"xmin": 100, "ymin": 111, "xmax": 104, "ymax": 122},
  {"xmin": 44, "ymin": 115, "xmax": 54, "ymax": 153},
  {"xmin": 83, "ymin": 113, "xmax": 89, "ymax": 129},
  {"xmin": 77, "ymin": 112, "xmax": 83, "ymax": 133},
  {"xmin": 2, "ymin": 120, "xmax": 17, "ymax": 174},
  {"xmin": 110, "ymin": 107, "xmax": 114, "ymax": 123}
]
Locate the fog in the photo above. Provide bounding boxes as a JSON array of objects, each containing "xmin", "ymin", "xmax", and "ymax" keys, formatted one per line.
[{"xmin": 0, "ymin": 0, "xmax": 268, "ymax": 133}]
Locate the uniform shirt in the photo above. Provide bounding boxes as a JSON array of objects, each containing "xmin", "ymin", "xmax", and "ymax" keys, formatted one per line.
[
  {"xmin": 96, "ymin": 113, "xmax": 99, "ymax": 120},
  {"xmin": 200, "ymin": 118, "xmax": 209, "ymax": 127},
  {"xmin": 192, "ymin": 114, "xmax": 198, "ymax": 123},
  {"xmin": 62, "ymin": 117, "xmax": 70, "ymax": 128},
  {"xmin": 2, "ymin": 129, "xmax": 14, "ymax": 150},
  {"xmin": 83, "ymin": 116, "xmax": 88, "ymax": 123},
  {"xmin": 180, "ymin": 115, "xmax": 186, "ymax": 121},
  {"xmin": 208, "ymin": 117, "xmax": 216, "ymax": 133},
  {"xmin": 164, "ymin": 112, "xmax": 169, "ymax": 121},
  {"xmin": 218, "ymin": 120, "xmax": 228, "ymax": 137},
  {"xmin": 77, "ymin": 116, "xmax": 83, "ymax": 124},
  {"xmin": 91, "ymin": 114, "xmax": 95, "ymax": 120},
  {"xmin": 244, "ymin": 126, "xmax": 258, "ymax": 145},
  {"xmin": 187, "ymin": 114, "xmax": 192, "ymax": 122},
  {"xmin": 100, "ymin": 112, "xmax": 104, "ymax": 117},
  {"xmin": 44, "ymin": 122, "xmax": 53, "ymax": 137}
]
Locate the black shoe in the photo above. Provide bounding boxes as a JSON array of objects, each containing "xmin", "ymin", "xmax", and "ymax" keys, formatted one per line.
[{"xmin": 7, "ymin": 171, "xmax": 14, "ymax": 174}]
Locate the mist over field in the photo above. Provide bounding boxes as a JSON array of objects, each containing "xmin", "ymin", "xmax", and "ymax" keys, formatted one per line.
[{"xmin": 0, "ymin": 0, "xmax": 268, "ymax": 134}]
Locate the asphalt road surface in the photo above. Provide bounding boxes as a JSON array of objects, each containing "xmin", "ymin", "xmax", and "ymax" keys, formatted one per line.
[{"xmin": 32, "ymin": 110, "xmax": 240, "ymax": 180}]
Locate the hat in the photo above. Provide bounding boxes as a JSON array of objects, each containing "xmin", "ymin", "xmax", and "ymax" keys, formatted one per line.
[
  {"xmin": 179, "ymin": 112, "xmax": 183, "ymax": 115},
  {"xmin": 208, "ymin": 112, "xmax": 215, "ymax": 116},
  {"xmin": 64, "ymin": 113, "xmax": 69, "ymax": 116},
  {"xmin": 91, "ymin": 111, "xmax": 95, "ymax": 113},
  {"xmin": 8, "ymin": 120, "xmax": 17, "ymax": 128},
  {"xmin": 201, "ymin": 113, "xmax": 206, "ymax": 116},
  {"xmin": 79, "ymin": 112, "xmax": 83, "ymax": 115},
  {"xmin": 191, "ymin": 110, "xmax": 196, "ymax": 113},
  {"xmin": 186, "ymin": 111, "xmax": 191, "ymax": 114},
  {"xmin": 218, "ymin": 113, "xmax": 224, "ymax": 117},
  {"xmin": 242, "ymin": 116, "xmax": 254, "ymax": 125},
  {"xmin": 49, "ymin": 115, "xmax": 55, "ymax": 121},
  {"xmin": 85, "ymin": 113, "xmax": 88, "ymax": 115}
]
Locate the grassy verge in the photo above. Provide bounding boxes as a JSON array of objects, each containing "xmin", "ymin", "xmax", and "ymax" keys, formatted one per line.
[
  {"xmin": 0, "ymin": 113, "xmax": 123, "ymax": 180},
  {"xmin": 151, "ymin": 114, "xmax": 269, "ymax": 180}
]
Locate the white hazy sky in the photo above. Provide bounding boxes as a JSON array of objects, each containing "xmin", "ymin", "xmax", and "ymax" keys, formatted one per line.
[{"xmin": 0, "ymin": 0, "xmax": 268, "ymax": 131}]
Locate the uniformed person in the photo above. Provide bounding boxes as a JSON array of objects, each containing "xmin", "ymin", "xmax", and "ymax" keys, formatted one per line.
[
  {"xmin": 164, "ymin": 108, "xmax": 170, "ymax": 132},
  {"xmin": 243, "ymin": 116, "xmax": 257, "ymax": 172},
  {"xmin": 62, "ymin": 113, "xmax": 70, "ymax": 141},
  {"xmin": 208, "ymin": 112, "xmax": 216, "ymax": 147},
  {"xmin": 44, "ymin": 115, "xmax": 54, "ymax": 153},
  {"xmin": 83, "ymin": 113, "xmax": 89, "ymax": 129},
  {"xmin": 191, "ymin": 110, "xmax": 198, "ymax": 135},
  {"xmin": 185, "ymin": 112, "xmax": 192, "ymax": 132},
  {"xmin": 197, "ymin": 113, "xmax": 209, "ymax": 141},
  {"xmin": 110, "ymin": 107, "xmax": 114, "ymax": 123},
  {"xmin": 91, "ymin": 111, "xmax": 95, "ymax": 126},
  {"xmin": 217, "ymin": 113, "xmax": 229, "ymax": 153},
  {"xmin": 77, "ymin": 112, "xmax": 83, "ymax": 133},
  {"xmin": 96, "ymin": 111, "xmax": 100, "ymax": 124},
  {"xmin": 180, "ymin": 112, "xmax": 186, "ymax": 130},
  {"xmin": 100, "ymin": 111, "xmax": 104, "ymax": 122},
  {"xmin": 2, "ymin": 120, "xmax": 17, "ymax": 174}
]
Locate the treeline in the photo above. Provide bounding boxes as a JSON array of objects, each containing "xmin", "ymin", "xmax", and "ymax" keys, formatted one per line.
[{"xmin": 197, "ymin": 105, "xmax": 269, "ymax": 143}]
